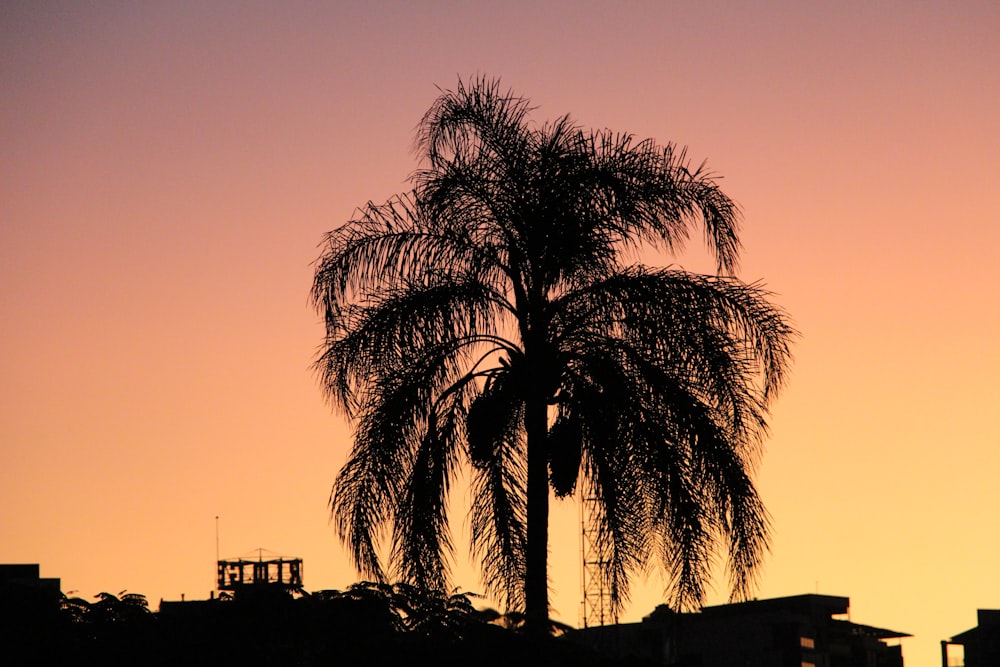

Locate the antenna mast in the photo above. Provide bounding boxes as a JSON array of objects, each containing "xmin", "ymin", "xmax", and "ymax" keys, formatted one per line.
[{"xmin": 215, "ymin": 516, "xmax": 220, "ymax": 593}]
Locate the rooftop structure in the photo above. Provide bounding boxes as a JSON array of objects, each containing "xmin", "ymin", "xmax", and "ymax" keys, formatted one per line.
[{"xmin": 216, "ymin": 550, "xmax": 303, "ymax": 592}]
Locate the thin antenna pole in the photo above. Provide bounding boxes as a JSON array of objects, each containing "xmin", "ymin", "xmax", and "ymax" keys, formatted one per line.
[{"xmin": 214, "ymin": 516, "xmax": 221, "ymax": 595}]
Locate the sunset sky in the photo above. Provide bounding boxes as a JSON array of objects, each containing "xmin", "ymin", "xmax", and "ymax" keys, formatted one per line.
[{"xmin": 2, "ymin": 2, "xmax": 997, "ymax": 664}]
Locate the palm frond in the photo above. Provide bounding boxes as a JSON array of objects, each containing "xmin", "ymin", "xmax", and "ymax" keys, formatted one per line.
[
  {"xmin": 315, "ymin": 275, "xmax": 511, "ymax": 415},
  {"xmin": 390, "ymin": 381, "xmax": 473, "ymax": 593},
  {"xmin": 468, "ymin": 369, "xmax": 528, "ymax": 611},
  {"xmin": 417, "ymin": 76, "xmax": 534, "ymax": 172}
]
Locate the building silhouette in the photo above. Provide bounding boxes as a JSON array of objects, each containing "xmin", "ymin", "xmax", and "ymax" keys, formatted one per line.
[
  {"xmin": 0, "ymin": 564, "xmax": 62, "ymax": 627},
  {"xmin": 567, "ymin": 593, "xmax": 909, "ymax": 666},
  {"xmin": 0, "ymin": 564, "xmax": 64, "ymax": 663},
  {"xmin": 944, "ymin": 609, "xmax": 1000, "ymax": 667}
]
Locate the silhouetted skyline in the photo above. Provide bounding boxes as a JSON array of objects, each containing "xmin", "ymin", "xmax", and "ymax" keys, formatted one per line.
[{"xmin": 2, "ymin": 4, "xmax": 998, "ymax": 666}]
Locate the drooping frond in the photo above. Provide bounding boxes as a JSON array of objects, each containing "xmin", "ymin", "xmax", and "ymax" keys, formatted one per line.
[
  {"xmin": 571, "ymin": 385, "xmax": 651, "ymax": 614},
  {"xmin": 467, "ymin": 367, "xmax": 528, "ymax": 611},
  {"xmin": 560, "ymin": 342, "xmax": 721, "ymax": 611},
  {"xmin": 554, "ymin": 266, "xmax": 794, "ymax": 415},
  {"xmin": 315, "ymin": 275, "xmax": 509, "ymax": 415},
  {"xmin": 390, "ymin": 380, "xmax": 474, "ymax": 593},
  {"xmin": 585, "ymin": 131, "xmax": 743, "ymax": 275},
  {"xmin": 330, "ymin": 334, "xmax": 495, "ymax": 587},
  {"xmin": 329, "ymin": 437, "xmax": 402, "ymax": 582},
  {"xmin": 548, "ymin": 266, "xmax": 793, "ymax": 610}
]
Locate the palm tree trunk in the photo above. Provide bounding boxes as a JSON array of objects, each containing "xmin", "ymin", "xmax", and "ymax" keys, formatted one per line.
[{"xmin": 523, "ymin": 393, "xmax": 550, "ymax": 635}]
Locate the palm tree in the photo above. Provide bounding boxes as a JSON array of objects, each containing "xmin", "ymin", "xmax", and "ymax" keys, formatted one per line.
[
  {"xmin": 336, "ymin": 581, "xmax": 487, "ymax": 639},
  {"xmin": 89, "ymin": 591, "xmax": 152, "ymax": 625},
  {"xmin": 312, "ymin": 76, "xmax": 794, "ymax": 634}
]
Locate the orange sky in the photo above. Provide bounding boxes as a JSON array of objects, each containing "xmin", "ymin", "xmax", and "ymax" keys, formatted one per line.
[{"xmin": 2, "ymin": 3, "xmax": 997, "ymax": 664}]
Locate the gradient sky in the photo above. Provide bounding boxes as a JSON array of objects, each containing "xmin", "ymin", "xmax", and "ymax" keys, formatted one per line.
[{"xmin": 2, "ymin": 2, "xmax": 997, "ymax": 664}]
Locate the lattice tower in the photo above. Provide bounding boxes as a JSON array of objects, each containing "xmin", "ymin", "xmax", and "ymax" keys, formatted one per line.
[{"xmin": 580, "ymin": 484, "xmax": 618, "ymax": 627}]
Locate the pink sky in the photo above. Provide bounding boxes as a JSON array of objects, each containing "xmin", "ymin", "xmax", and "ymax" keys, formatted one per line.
[{"xmin": 2, "ymin": 3, "xmax": 998, "ymax": 664}]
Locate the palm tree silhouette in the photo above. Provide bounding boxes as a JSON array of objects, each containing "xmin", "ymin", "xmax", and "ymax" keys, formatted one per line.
[{"xmin": 312, "ymin": 76, "xmax": 794, "ymax": 634}]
